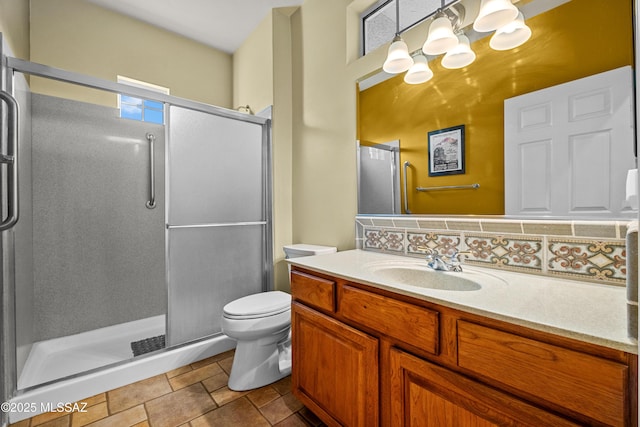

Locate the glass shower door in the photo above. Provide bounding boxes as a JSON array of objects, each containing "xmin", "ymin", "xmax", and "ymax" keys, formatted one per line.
[
  {"xmin": 357, "ymin": 141, "xmax": 401, "ymax": 214},
  {"xmin": 166, "ymin": 106, "xmax": 271, "ymax": 346}
]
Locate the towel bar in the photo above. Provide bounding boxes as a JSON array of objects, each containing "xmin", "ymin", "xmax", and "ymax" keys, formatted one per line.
[{"xmin": 417, "ymin": 183, "xmax": 480, "ymax": 192}]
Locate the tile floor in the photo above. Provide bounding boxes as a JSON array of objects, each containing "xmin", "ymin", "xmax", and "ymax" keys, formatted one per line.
[{"xmin": 9, "ymin": 350, "xmax": 326, "ymax": 427}]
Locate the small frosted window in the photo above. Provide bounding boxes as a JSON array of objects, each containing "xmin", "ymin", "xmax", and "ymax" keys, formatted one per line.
[
  {"xmin": 363, "ymin": 2, "xmax": 396, "ymax": 55},
  {"xmin": 117, "ymin": 76, "xmax": 169, "ymax": 125},
  {"xmin": 362, "ymin": 0, "xmax": 441, "ymax": 56}
]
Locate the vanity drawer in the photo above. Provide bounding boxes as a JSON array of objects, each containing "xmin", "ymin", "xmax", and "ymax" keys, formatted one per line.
[
  {"xmin": 340, "ymin": 285, "xmax": 439, "ymax": 354},
  {"xmin": 457, "ymin": 321, "xmax": 629, "ymax": 426},
  {"xmin": 290, "ymin": 270, "xmax": 336, "ymax": 312}
]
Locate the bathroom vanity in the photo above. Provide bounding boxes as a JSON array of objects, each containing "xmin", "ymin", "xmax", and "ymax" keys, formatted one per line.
[{"xmin": 288, "ymin": 250, "xmax": 638, "ymax": 427}]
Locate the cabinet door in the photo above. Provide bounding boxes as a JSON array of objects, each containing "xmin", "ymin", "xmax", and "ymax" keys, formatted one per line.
[
  {"xmin": 389, "ymin": 348, "xmax": 579, "ymax": 427},
  {"xmin": 457, "ymin": 321, "xmax": 629, "ymax": 426},
  {"xmin": 292, "ymin": 302, "xmax": 379, "ymax": 427}
]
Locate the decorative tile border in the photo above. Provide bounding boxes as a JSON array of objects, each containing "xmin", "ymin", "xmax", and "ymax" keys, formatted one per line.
[
  {"xmin": 406, "ymin": 231, "xmax": 461, "ymax": 256},
  {"xmin": 548, "ymin": 239, "xmax": 626, "ymax": 284},
  {"xmin": 363, "ymin": 228, "xmax": 404, "ymax": 253},
  {"xmin": 355, "ymin": 216, "xmax": 635, "ymax": 287},
  {"xmin": 464, "ymin": 234, "xmax": 543, "ymax": 273}
]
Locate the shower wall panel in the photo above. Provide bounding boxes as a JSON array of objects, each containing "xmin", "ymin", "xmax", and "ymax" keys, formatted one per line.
[{"xmin": 31, "ymin": 94, "xmax": 166, "ymax": 341}]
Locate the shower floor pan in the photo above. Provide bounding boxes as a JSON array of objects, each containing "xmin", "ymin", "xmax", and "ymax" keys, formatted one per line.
[
  {"xmin": 10, "ymin": 320, "xmax": 235, "ymax": 424},
  {"xmin": 18, "ymin": 315, "xmax": 166, "ymax": 389}
]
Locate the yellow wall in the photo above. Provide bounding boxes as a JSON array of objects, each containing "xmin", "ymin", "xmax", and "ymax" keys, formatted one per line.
[
  {"xmin": 0, "ymin": 0, "xmax": 29, "ymax": 59},
  {"xmin": 29, "ymin": 0, "xmax": 232, "ymax": 108},
  {"xmin": 358, "ymin": 0, "xmax": 633, "ymax": 214}
]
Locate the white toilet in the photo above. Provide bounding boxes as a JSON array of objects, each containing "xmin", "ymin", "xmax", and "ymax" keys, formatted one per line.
[{"xmin": 221, "ymin": 244, "xmax": 337, "ymax": 391}]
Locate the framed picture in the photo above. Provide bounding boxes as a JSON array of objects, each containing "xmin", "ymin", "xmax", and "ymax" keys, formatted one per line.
[{"xmin": 427, "ymin": 125, "xmax": 465, "ymax": 176}]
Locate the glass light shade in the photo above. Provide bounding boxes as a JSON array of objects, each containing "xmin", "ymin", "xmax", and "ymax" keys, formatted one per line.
[
  {"xmin": 404, "ymin": 55, "xmax": 433, "ymax": 84},
  {"xmin": 383, "ymin": 36, "xmax": 414, "ymax": 74},
  {"xmin": 422, "ymin": 16, "xmax": 458, "ymax": 55},
  {"xmin": 489, "ymin": 12, "xmax": 532, "ymax": 50},
  {"xmin": 473, "ymin": 0, "xmax": 519, "ymax": 32},
  {"xmin": 441, "ymin": 34, "xmax": 476, "ymax": 69}
]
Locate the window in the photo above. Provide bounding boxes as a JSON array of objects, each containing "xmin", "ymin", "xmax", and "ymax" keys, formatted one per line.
[
  {"xmin": 361, "ymin": 0, "xmax": 442, "ymax": 56},
  {"xmin": 117, "ymin": 76, "xmax": 169, "ymax": 125}
]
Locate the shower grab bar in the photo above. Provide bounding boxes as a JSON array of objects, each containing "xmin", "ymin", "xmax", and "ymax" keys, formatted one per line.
[
  {"xmin": 403, "ymin": 161, "xmax": 411, "ymax": 214},
  {"xmin": 145, "ymin": 133, "xmax": 156, "ymax": 209},
  {"xmin": 0, "ymin": 90, "xmax": 19, "ymax": 231},
  {"xmin": 417, "ymin": 183, "xmax": 480, "ymax": 191}
]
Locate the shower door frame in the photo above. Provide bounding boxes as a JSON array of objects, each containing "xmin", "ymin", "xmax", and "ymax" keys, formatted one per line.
[{"xmin": 0, "ymin": 55, "xmax": 274, "ymax": 401}]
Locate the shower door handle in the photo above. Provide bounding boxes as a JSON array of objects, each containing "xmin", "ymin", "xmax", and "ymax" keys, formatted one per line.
[{"xmin": 0, "ymin": 90, "xmax": 19, "ymax": 231}]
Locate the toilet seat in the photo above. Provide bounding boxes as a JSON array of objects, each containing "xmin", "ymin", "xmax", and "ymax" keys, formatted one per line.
[{"xmin": 223, "ymin": 291, "xmax": 291, "ymax": 320}]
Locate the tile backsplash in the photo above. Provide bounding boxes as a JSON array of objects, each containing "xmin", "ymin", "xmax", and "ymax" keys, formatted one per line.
[{"xmin": 356, "ymin": 216, "xmax": 635, "ymax": 287}]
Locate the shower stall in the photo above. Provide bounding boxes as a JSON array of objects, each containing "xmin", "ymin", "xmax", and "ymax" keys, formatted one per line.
[
  {"xmin": 357, "ymin": 140, "xmax": 401, "ymax": 214},
  {"xmin": 0, "ymin": 52, "xmax": 272, "ymax": 424}
]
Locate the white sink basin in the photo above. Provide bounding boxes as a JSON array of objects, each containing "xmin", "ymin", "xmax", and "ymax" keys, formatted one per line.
[{"xmin": 364, "ymin": 259, "xmax": 507, "ymax": 291}]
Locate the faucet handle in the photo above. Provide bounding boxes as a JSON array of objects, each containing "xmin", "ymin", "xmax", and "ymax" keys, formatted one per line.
[
  {"xmin": 449, "ymin": 249, "xmax": 471, "ymax": 259},
  {"xmin": 415, "ymin": 245, "xmax": 434, "ymax": 254},
  {"xmin": 447, "ymin": 250, "xmax": 471, "ymax": 272},
  {"xmin": 415, "ymin": 246, "xmax": 440, "ymax": 269}
]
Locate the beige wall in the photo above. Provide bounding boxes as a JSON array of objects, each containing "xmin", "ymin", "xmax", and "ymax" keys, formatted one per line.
[
  {"xmin": 285, "ymin": 0, "xmax": 386, "ymax": 252},
  {"xmin": 289, "ymin": 0, "xmax": 361, "ymax": 252},
  {"xmin": 235, "ymin": 0, "xmax": 367, "ymax": 288},
  {"xmin": 0, "ymin": 0, "xmax": 29, "ymax": 59},
  {"xmin": 271, "ymin": 9, "xmax": 295, "ymax": 290},
  {"xmin": 29, "ymin": 0, "xmax": 232, "ymax": 108},
  {"xmin": 233, "ymin": 0, "xmax": 390, "ymax": 282},
  {"xmin": 234, "ymin": 8, "xmax": 296, "ymax": 291},
  {"xmin": 233, "ymin": 12, "xmax": 274, "ymax": 112}
]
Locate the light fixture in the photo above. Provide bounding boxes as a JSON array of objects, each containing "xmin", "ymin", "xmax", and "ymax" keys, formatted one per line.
[
  {"xmin": 422, "ymin": 11, "xmax": 459, "ymax": 55},
  {"xmin": 379, "ymin": 0, "xmax": 530, "ymax": 84},
  {"xmin": 383, "ymin": 35, "xmax": 414, "ymax": 73},
  {"xmin": 383, "ymin": 0, "xmax": 414, "ymax": 74},
  {"xmin": 441, "ymin": 34, "xmax": 476, "ymax": 69},
  {"xmin": 489, "ymin": 11, "xmax": 532, "ymax": 50},
  {"xmin": 473, "ymin": 0, "xmax": 519, "ymax": 32},
  {"xmin": 404, "ymin": 54, "xmax": 434, "ymax": 84}
]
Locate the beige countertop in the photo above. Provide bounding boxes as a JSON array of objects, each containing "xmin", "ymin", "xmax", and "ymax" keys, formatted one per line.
[{"xmin": 287, "ymin": 249, "xmax": 638, "ymax": 354}]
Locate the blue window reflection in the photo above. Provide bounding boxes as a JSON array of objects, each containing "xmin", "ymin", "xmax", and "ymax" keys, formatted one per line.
[
  {"xmin": 145, "ymin": 108, "xmax": 163, "ymax": 124},
  {"xmin": 120, "ymin": 95, "xmax": 164, "ymax": 124},
  {"xmin": 144, "ymin": 100, "xmax": 163, "ymax": 110}
]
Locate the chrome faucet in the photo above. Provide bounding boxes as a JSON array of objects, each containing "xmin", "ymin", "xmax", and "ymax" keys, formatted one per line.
[{"xmin": 416, "ymin": 247, "xmax": 470, "ymax": 272}]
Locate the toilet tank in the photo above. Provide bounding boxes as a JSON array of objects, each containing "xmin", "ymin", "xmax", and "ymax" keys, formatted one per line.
[{"xmin": 283, "ymin": 244, "xmax": 337, "ymax": 259}]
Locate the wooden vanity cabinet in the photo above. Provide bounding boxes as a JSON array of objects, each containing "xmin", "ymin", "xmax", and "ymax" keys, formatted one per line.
[
  {"xmin": 457, "ymin": 321, "xmax": 630, "ymax": 426},
  {"xmin": 290, "ymin": 267, "xmax": 638, "ymax": 427},
  {"xmin": 389, "ymin": 348, "xmax": 580, "ymax": 427},
  {"xmin": 291, "ymin": 302, "xmax": 379, "ymax": 427}
]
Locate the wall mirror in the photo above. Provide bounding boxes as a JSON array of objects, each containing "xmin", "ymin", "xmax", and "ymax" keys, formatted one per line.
[{"xmin": 356, "ymin": 0, "xmax": 636, "ymax": 220}]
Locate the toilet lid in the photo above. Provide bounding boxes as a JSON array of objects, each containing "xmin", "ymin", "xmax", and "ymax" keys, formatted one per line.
[{"xmin": 223, "ymin": 291, "xmax": 291, "ymax": 319}]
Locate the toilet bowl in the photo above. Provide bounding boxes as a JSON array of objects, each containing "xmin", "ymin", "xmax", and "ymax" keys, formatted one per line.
[
  {"xmin": 222, "ymin": 244, "xmax": 337, "ymax": 391},
  {"xmin": 222, "ymin": 291, "xmax": 292, "ymax": 391}
]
